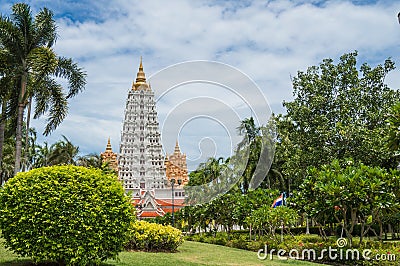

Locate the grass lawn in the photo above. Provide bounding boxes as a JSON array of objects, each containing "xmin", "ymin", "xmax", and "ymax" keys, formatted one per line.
[{"xmin": 0, "ymin": 239, "xmax": 323, "ymax": 266}]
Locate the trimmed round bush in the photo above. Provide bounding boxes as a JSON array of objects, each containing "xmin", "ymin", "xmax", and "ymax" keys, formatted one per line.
[
  {"xmin": 0, "ymin": 165, "xmax": 135, "ymax": 265},
  {"xmin": 125, "ymin": 220, "xmax": 184, "ymax": 252}
]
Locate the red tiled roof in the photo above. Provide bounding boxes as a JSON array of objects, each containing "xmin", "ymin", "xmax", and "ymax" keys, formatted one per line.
[
  {"xmin": 155, "ymin": 198, "xmax": 185, "ymax": 206},
  {"xmin": 163, "ymin": 208, "xmax": 184, "ymax": 213}
]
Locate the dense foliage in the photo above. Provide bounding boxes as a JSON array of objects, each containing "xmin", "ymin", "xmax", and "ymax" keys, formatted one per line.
[
  {"xmin": 296, "ymin": 160, "xmax": 400, "ymax": 245},
  {"xmin": 0, "ymin": 165, "xmax": 134, "ymax": 265},
  {"xmin": 387, "ymin": 101, "xmax": 400, "ymax": 157},
  {"xmin": 0, "ymin": 3, "xmax": 86, "ymax": 175},
  {"xmin": 125, "ymin": 220, "xmax": 184, "ymax": 252},
  {"xmin": 279, "ymin": 51, "xmax": 399, "ymax": 187}
]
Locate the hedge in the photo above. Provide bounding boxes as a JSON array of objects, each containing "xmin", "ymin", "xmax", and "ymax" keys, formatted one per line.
[
  {"xmin": 125, "ymin": 220, "xmax": 184, "ymax": 252},
  {"xmin": 0, "ymin": 165, "xmax": 135, "ymax": 265}
]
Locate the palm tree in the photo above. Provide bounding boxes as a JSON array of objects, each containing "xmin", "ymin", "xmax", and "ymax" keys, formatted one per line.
[
  {"xmin": 0, "ymin": 46, "xmax": 18, "ymax": 172},
  {"xmin": 0, "ymin": 53, "xmax": 9, "ymax": 171},
  {"xmin": 76, "ymin": 153, "xmax": 117, "ymax": 175},
  {"xmin": 0, "ymin": 3, "xmax": 86, "ymax": 175},
  {"xmin": 237, "ymin": 117, "xmax": 261, "ymax": 193},
  {"xmin": 0, "ymin": 133, "xmax": 16, "ymax": 185},
  {"xmin": 48, "ymin": 135, "xmax": 79, "ymax": 166},
  {"xmin": 76, "ymin": 153, "xmax": 103, "ymax": 168},
  {"xmin": 32, "ymin": 141, "xmax": 51, "ymax": 168},
  {"xmin": 237, "ymin": 117, "xmax": 260, "ymax": 145}
]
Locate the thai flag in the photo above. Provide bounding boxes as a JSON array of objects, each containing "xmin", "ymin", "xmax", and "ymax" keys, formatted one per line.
[{"xmin": 271, "ymin": 194, "xmax": 284, "ymax": 208}]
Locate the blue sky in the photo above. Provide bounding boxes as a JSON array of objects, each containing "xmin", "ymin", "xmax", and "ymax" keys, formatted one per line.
[{"xmin": 1, "ymin": 0, "xmax": 400, "ymax": 170}]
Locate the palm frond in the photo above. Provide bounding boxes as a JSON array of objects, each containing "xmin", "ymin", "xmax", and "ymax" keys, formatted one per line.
[
  {"xmin": 28, "ymin": 47, "xmax": 58, "ymax": 80},
  {"xmin": 42, "ymin": 81, "xmax": 68, "ymax": 136},
  {"xmin": 55, "ymin": 57, "xmax": 87, "ymax": 98},
  {"xmin": 0, "ymin": 17, "xmax": 24, "ymax": 58},
  {"xmin": 33, "ymin": 7, "xmax": 57, "ymax": 47},
  {"xmin": 32, "ymin": 78, "xmax": 52, "ymax": 119},
  {"xmin": 11, "ymin": 3, "xmax": 34, "ymax": 55}
]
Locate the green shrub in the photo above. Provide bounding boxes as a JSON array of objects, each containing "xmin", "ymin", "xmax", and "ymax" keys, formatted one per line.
[
  {"xmin": 226, "ymin": 239, "xmax": 248, "ymax": 249},
  {"xmin": 0, "ymin": 165, "xmax": 135, "ymax": 265},
  {"xmin": 289, "ymin": 226, "xmax": 335, "ymax": 235},
  {"xmin": 125, "ymin": 220, "xmax": 184, "ymax": 252},
  {"xmin": 246, "ymin": 240, "xmax": 265, "ymax": 251}
]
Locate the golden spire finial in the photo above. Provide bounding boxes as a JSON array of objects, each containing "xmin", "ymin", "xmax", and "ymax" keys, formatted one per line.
[
  {"xmin": 139, "ymin": 56, "xmax": 143, "ymax": 70},
  {"xmin": 132, "ymin": 56, "xmax": 149, "ymax": 90},
  {"xmin": 135, "ymin": 56, "xmax": 146, "ymax": 84},
  {"xmin": 174, "ymin": 140, "xmax": 181, "ymax": 154},
  {"xmin": 106, "ymin": 137, "xmax": 112, "ymax": 151}
]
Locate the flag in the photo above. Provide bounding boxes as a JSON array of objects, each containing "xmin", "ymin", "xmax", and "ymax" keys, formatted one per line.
[{"xmin": 271, "ymin": 194, "xmax": 284, "ymax": 208}]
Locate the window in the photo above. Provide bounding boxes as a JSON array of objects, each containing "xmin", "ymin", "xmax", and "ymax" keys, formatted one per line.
[{"xmin": 140, "ymin": 182, "xmax": 145, "ymax": 189}]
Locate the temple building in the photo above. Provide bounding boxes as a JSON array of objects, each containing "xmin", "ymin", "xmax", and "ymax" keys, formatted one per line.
[
  {"xmin": 102, "ymin": 58, "xmax": 187, "ymax": 218},
  {"xmin": 118, "ymin": 58, "xmax": 166, "ymax": 191},
  {"xmin": 165, "ymin": 141, "xmax": 189, "ymax": 186},
  {"xmin": 100, "ymin": 138, "xmax": 118, "ymax": 172}
]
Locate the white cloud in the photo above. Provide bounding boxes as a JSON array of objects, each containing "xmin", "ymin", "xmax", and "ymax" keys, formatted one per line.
[{"xmin": 4, "ymin": 0, "xmax": 398, "ymax": 164}]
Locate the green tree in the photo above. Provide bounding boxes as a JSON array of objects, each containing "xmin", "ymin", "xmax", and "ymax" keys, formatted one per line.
[
  {"xmin": 188, "ymin": 157, "xmax": 226, "ymax": 186},
  {"xmin": 0, "ymin": 3, "xmax": 86, "ymax": 175},
  {"xmin": 237, "ymin": 117, "xmax": 260, "ymax": 193},
  {"xmin": 281, "ymin": 51, "xmax": 399, "ymax": 187},
  {"xmin": 76, "ymin": 153, "xmax": 117, "ymax": 175},
  {"xmin": 31, "ymin": 141, "xmax": 50, "ymax": 168},
  {"xmin": 48, "ymin": 135, "xmax": 79, "ymax": 165},
  {"xmin": 0, "ymin": 136, "xmax": 15, "ymax": 185},
  {"xmin": 245, "ymin": 205, "xmax": 298, "ymax": 239},
  {"xmin": 76, "ymin": 153, "xmax": 103, "ymax": 168},
  {"xmin": 235, "ymin": 117, "xmax": 276, "ymax": 193},
  {"xmin": 297, "ymin": 160, "xmax": 400, "ymax": 245},
  {"xmin": 0, "ymin": 46, "xmax": 18, "ymax": 172},
  {"xmin": 387, "ymin": 102, "xmax": 400, "ymax": 157}
]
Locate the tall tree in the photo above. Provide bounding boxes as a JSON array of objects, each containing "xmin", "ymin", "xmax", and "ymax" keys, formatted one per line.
[
  {"xmin": 0, "ymin": 46, "xmax": 18, "ymax": 172},
  {"xmin": 0, "ymin": 3, "xmax": 86, "ymax": 175},
  {"xmin": 48, "ymin": 135, "xmax": 79, "ymax": 166},
  {"xmin": 387, "ymin": 102, "xmax": 400, "ymax": 157},
  {"xmin": 76, "ymin": 153, "xmax": 103, "ymax": 169},
  {"xmin": 31, "ymin": 141, "xmax": 50, "ymax": 168},
  {"xmin": 281, "ymin": 51, "xmax": 399, "ymax": 187},
  {"xmin": 237, "ymin": 117, "xmax": 260, "ymax": 193}
]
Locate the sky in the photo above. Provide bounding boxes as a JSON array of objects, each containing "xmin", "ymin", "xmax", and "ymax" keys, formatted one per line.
[{"xmin": 1, "ymin": 0, "xmax": 400, "ymax": 170}]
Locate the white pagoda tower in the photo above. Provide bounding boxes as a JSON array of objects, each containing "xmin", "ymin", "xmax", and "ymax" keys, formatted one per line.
[{"xmin": 118, "ymin": 58, "xmax": 166, "ymax": 192}]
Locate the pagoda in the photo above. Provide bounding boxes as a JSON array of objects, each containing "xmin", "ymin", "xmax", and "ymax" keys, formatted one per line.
[
  {"xmin": 114, "ymin": 58, "xmax": 186, "ymax": 218},
  {"xmin": 118, "ymin": 57, "xmax": 166, "ymax": 191},
  {"xmin": 165, "ymin": 141, "xmax": 189, "ymax": 186},
  {"xmin": 100, "ymin": 138, "xmax": 118, "ymax": 172}
]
